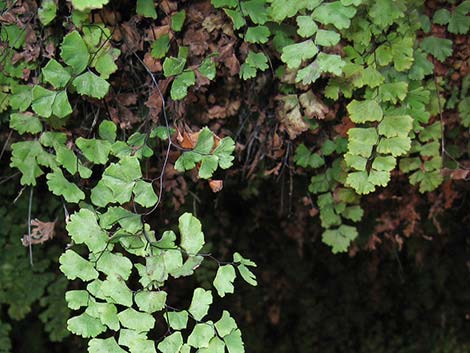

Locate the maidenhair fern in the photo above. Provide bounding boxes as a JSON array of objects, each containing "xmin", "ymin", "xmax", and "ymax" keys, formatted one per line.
[{"xmin": 1, "ymin": 0, "xmax": 468, "ymax": 350}]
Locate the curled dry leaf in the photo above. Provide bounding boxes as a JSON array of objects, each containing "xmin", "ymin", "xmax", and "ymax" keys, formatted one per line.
[
  {"xmin": 22, "ymin": 219, "xmax": 55, "ymax": 246},
  {"xmin": 209, "ymin": 179, "xmax": 223, "ymax": 192},
  {"xmin": 276, "ymin": 95, "xmax": 310, "ymax": 140},
  {"xmin": 299, "ymin": 91, "xmax": 329, "ymax": 120}
]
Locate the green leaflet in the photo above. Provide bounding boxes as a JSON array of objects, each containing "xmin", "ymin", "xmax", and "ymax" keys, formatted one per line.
[
  {"xmin": 245, "ymin": 25, "xmax": 270, "ymax": 43},
  {"xmin": 38, "ymin": 0, "xmax": 57, "ymax": 25},
  {"xmin": 233, "ymin": 252, "xmax": 257, "ymax": 286},
  {"xmin": 214, "ymin": 265, "xmax": 236, "ymax": 297},
  {"xmin": 165, "ymin": 311, "xmax": 189, "ymax": 330},
  {"xmin": 9, "ymin": 113, "xmax": 42, "ymax": 135},
  {"xmin": 171, "ymin": 10, "xmax": 186, "ymax": 31},
  {"xmin": 175, "ymin": 128, "xmax": 235, "ymax": 178},
  {"xmin": 60, "ymin": 31, "xmax": 90, "ymax": 74},
  {"xmin": 118, "ymin": 308, "xmax": 155, "ymax": 332},
  {"xmin": 135, "ymin": 291, "xmax": 167, "ymax": 313},
  {"xmin": 137, "ymin": 0, "xmax": 157, "ymax": 19},
  {"xmin": 421, "ymin": 36, "xmax": 453, "ymax": 62},
  {"xmin": 215, "ymin": 311, "xmax": 238, "ymax": 337},
  {"xmin": 151, "ymin": 34, "xmax": 170, "ymax": 59},
  {"xmin": 171, "ymin": 71, "xmax": 196, "ymax": 100},
  {"xmin": 322, "ymin": 225, "xmax": 358, "ymax": 254},
  {"xmin": 179, "ymin": 212, "xmax": 205, "ymax": 254},
  {"xmin": 188, "ymin": 288, "xmax": 213, "ymax": 321},
  {"xmin": 158, "ymin": 332, "xmax": 183, "ymax": 353},
  {"xmin": 240, "ymin": 51, "xmax": 268, "ymax": 79},
  {"xmin": 347, "ymin": 100, "xmax": 383, "ymax": 123},
  {"xmin": 224, "ymin": 328, "xmax": 245, "ymax": 353},
  {"xmin": 31, "ymin": 86, "xmax": 72, "ymax": 118},
  {"xmin": 378, "ymin": 115, "xmax": 413, "ymax": 138},
  {"xmin": 312, "ymin": 1, "xmax": 356, "ymax": 29},
  {"xmin": 294, "ymin": 144, "xmax": 325, "ymax": 169},
  {"xmin": 46, "ymin": 169, "xmax": 85, "ymax": 203},
  {"xmin": 88, "ymin": 337, "xmax": 127, "ymax": 353},
  {"xmin": 133, "ymin": 180, "xmax": 158, "ymax": 208},
  {"xmin": 297, "ymin": 15, "xmax": 318, "ymax": 37},
  {"xmin": 188, "ymin": 323, "xmax": 215, "ymax": 348},
  {"xmin": 281, "ymin": 40, "xmax": 318, "ymax": 69},
  {"xmin": 66, "ymin": 209, "xmax": 108, "ymax": 253},
  {"xmin": 42, "ymin": 59, "xmax": 71, "ymax": 89},
  {"xmin": 59, "ymin": 250, "xmax": 98, "ymax": 281},
  {"xmin": 73, "ymin": 72, "xmax": 110, "ymax": 99},
  {"xmin": 65, "ymin": 290, "xmax": 90, "ymax": 310},
  {"xmin": 67, "ymin": 313, "xmax": 106, "ymax": 338},
  {"xmin": 86, "ymin": 301, "xmax": 120, "ymax": 330}
]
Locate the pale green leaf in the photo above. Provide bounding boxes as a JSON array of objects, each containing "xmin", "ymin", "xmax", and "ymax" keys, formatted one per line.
[
  {"xmin": 46, "ymin": 169, "xmax": 85, "ymax": 203},
  {"xmin": 322, "ymin": 225, "xmax": 358, "ymax": 253},
  {"xmin": 188, "ymin": 288, "xmax": 212, "ymax": 321},
  {"xmin": 67, "ymin": 313, "xmax": 105, "ymax": 338},
  {"xmin": 9, "ymin": 113, "xmax": 42, "ymax": 135},
  {"xmin": 86, "ymin": 301, "xmax": 120, "ymax": 330},
  {"xmin": 199, "ymin": 57, "xmax": 216, "ymax": 80},
  {"xmin": 312, "ymin": 1, "xmax": 356, "ymax": 29},
  {"xmin": 371, "ymin": 155, "xmax": 396, "ymax": 171},
  {"xmin": 101, "ymin": 276, "xmax": 133, "ymax": 307},
  {"xmin": 38, "ymin": 0, "xmax": 57, "ymax": 25},
  {"xmin": 171, "ymin": 71, "xmax": 195, "ymax": 100},
  {"xmin": 118, "ymin": 329, "xmax": 148, "ymax": 349},
  {"xmin": 296, "ymin": 15, "xmax": 318, "ymax": 37},
  {"xmin": 347, "ymin": 100, "xmax": 383, "ymax": 123},
  {"xmin": 344, "ymin": 153, "xmax": 367, "ymax": 171},
  {"xmin": 346, "ymin": 171, "xmax": 375, "ymax": 194},
  {"xmin": 151, "ymin": 34, "xmax": 170, "ymax": 59},
  {"xmin": 224, "ymin": 328, "xmax": 245, "ymax": 353},
  {"xmin": 99, "ymin": 120, "xmax": 117, "ymax": 142},
  {"xmin": 66, "ymin": 208, "xmax": 109, "ymax": 253},
  {"xmin": 281, "ymin": 40, "xmax": 318, "ymax": 69},
  {"xmin": 215, "ymin": 311, "xmax": 237, "ymax": 338},
  {"xmin": 214, "ymin": 265, "xmax": 236, "ymax": 297},
  {"xmin": 315, "ymin": 29, "xmax": 340, "ymax": 46},
  {"xmin": 42, "ymin": 59, "xmax": 71, "ymax": 88},
  {"xmin": 188, "ymin": 323, "xmax": 215, "ymax": 348},
  {"xmin": 88, "ymin": 337, "xmax": 127, "ymax": 353},
  {"xmin": 72, "ymin": 71, "xmax": 110, "ymax": 99},
  {"xmin": 378, "ymin": 115, "xmax": 413, "ymax": 138},
  {"xmin": 65, "ymin": 290, "xmax": 90, "ymax": 310},
  {"xmin": 341, "ymin": 205, "xmax": 364, "ymax": 222},
  {"xmin": 133, "ymin": 180, "xmax": 158, "ymax": 208},
  {"xmin": 199, "ymin": 337, "xmax": 225, "ymax": 353},
  {"xmin": 158, "ymin": 332, "xmax": 183, "ymax": 353},
  {"xmin": 179, "ymin": 212, "xmax": 205, "ymax": 255},
  {"xmin": 241, "ymin": 0, "xmax": 268, "ymax": 24},
  {"xmin": 31, "ymin": 85, "xmax": 56, "ymax": 118},
  {"xmin": 378, "ymin": 82, "xmax": 408, "ymax": 104},
  {"xmin": 52, "ymin": 90, "xmax": 73, "ymax": 118},
  {"xmin": 376, "ymin": 136, "xmax": 411, "ymax": 156},
  {"xmin": 76, "ymin": 137, "xmax": 111, "ymax": 164},
  {"xmin": 163, "ymin": 57, "xmax": 186, "ymax": 77},
  {"xmin": 59, "ymin": 250, "xmax": 98, "ymax": 281},
  {"xmin": 165, "ymin": 311, "xmax": 188, "ymax": 330},
  {"xmin": 118, "ymin": 308, "xmax": 155, "ymax": 332},
  {"xmin": 95, "ymin": 251, "xmax": 133, "ymax": 280},
  {"xmin": 135, "ymin": 291, "xmax": 167, "ymax": 313}
]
